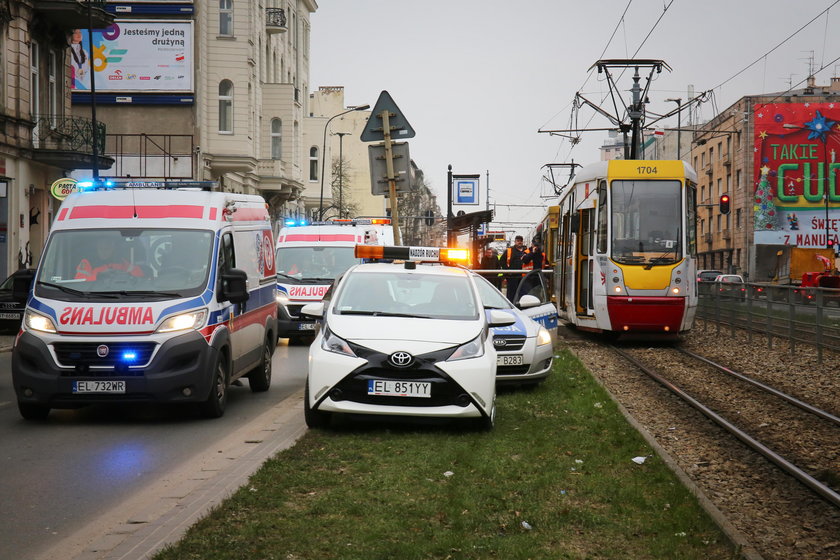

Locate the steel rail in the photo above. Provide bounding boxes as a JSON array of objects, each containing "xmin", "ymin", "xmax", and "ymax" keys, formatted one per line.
[{"xmin": 610, "ymin": 345, "xmax": 840, "ymax": 510}]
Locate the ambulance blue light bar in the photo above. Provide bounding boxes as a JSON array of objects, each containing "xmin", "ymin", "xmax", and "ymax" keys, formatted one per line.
[
  {"xmin": 284, "ymin": 219, "xmax": 308, "ymax": 226},
  {"xmin": 76, "ymin": 179, "xmax": 115, "ymax": 190},
  {"xmin": 286, "ymin": 218, "xmax": 392, "ymax": 227},
  {"xmin": 355, "ymin": 245, "xmax": 469, "ymax": 263}
]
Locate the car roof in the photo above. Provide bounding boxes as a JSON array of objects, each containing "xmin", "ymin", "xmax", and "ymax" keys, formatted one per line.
[{"xmin": 347, "ymin": 262, "xmax": 471, "ymax": 278}]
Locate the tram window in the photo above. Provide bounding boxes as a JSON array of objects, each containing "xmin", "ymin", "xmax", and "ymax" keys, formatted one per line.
[
  {"xmin": 596, "ymin": 180, "xmax": 607, "ymax": 253},
  {"xmin": 611, "ymin": 179, "xmax": 682, "ymax": 265}
]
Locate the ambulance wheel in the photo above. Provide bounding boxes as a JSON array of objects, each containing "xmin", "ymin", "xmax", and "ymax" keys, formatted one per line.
[
  {"xmin": 200, "ymin": 354, "xmax": 229, "ymax": 418},
  {"xmin": 304, "ymin": 381, "xmax": 330, "ymax": 429},
  {"xmin": 18, "ymin": 402, "xmax": 50, "ymax": 421},
  {"xmin": 248, "ymin": 337, "xmax": 273, "ymax": 393}
]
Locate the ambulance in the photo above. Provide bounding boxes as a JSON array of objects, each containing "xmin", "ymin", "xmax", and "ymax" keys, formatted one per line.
[
  {"xmin": 275, "ymin": 218, "xmax": 395, "ymax": 342},
  {"xmin": 11, "ymin": 187, "xmax": 278, "ymax": 420}
]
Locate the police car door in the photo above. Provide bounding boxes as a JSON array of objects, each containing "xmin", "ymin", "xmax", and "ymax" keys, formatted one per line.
[{"xmin": 513, "ymin": 269, "xmax": 559, "ymax": 330}]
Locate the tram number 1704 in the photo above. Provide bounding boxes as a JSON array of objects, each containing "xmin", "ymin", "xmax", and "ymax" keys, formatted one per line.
[{"xmin": 636, "ymin": 166, "xmax": 658, "ymax": 174}]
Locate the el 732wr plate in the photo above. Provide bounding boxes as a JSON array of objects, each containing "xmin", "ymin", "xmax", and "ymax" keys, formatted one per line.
[{"xmin": 73, "ymin": 380, "xmax": 126, "ymax": 394}]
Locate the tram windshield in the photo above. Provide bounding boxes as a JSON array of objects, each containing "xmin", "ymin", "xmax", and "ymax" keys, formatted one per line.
[{"xmin": 610, "ymin": 179, "xmax": 683, "ymax": 266}]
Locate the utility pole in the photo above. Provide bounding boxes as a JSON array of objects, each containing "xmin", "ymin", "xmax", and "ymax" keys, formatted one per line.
[
  {"xmin": 447, "ymin": 164, "xmax": 453, "ymax": 246},
  {"xmin": 87, "ymin": 1, "xmax": 100, "ymax": 181}
]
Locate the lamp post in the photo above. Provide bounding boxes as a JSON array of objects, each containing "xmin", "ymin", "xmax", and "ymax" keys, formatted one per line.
[
  {"xmin": 335, "ymin": 131, "xmax": 349, "ymax": 218},
  {"xmin": 665, "ymin": 97, "xmax": 681, "ymax": 160},
  {"xmin": 87, "ymin": 0, "xmax": 100, "ymax": 180},
  {"xmin": 318, "ymin": 104, "xmax": 370, "ymax": 220}
]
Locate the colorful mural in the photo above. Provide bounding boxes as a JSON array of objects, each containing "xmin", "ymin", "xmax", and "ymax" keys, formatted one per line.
[{"xmin": 754, "ymin": 103, "xmax": 840, "ymax": 247}]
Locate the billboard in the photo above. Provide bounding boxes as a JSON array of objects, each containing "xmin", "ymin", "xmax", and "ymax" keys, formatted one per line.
[
  {"xmin": 754, "ymin": 103, "xmax": 840, "ymax": 247},
  {"xmin": 70, "ymin": 20, "xmax": 193, "ymax": 93}
]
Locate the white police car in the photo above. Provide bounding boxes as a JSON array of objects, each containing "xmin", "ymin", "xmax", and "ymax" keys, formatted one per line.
[
  {"xmin": 470, "ymin": 273, "xmax": 555, "ymax": 385},
  {"xmin": 301, "ymin": 245, "xmax": 514, "ymax": 429}
]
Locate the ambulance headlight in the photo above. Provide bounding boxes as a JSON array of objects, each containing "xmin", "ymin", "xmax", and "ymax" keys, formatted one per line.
[
  {"xmin": 156, "ymin": 309, "xmax": 207, "ymax": 333},
  {"xmin": 537, "ymin": 326, "xmax": 552, "ymax": 346},
  {"xmin": 276, "ymin": 291, "xmax": 290, "ymax": 305},
  {"xmin": 24, "ymin": 310, "xmax": 57, "ymax": 333}
]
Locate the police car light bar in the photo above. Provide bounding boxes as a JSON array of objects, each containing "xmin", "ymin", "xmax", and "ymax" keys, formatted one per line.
[{"xmin": 355, "ymin": 245, "xmax": 470, "ymax": 263}]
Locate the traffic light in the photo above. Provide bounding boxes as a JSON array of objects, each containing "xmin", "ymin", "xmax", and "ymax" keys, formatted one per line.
[
  {"xmin": 719, "ymin": 194, "xmax": 731, "ymax": 215},
  {"xmin": 829, "ymin": 238, "xmax": 836, "ymax": 250}
]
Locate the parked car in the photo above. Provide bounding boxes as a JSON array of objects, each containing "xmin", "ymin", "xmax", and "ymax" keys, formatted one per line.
[
  {"xmin": 301, "ymin": 259, "xmax": 515, "ymax": 430},
  {"xmin": 697, "ymin": 269, "xmax": 724, "ymax": 282},
  {"xmin": 714, "ymin": 274, "xmax": 746, "ymax": 298},
  {"xmin": 0, "ymin": 269, "xmax": 34, "ymax": 333},
  {"xmin": 469, "ymin": 272, "xmax": 554, "ymax": 386}
]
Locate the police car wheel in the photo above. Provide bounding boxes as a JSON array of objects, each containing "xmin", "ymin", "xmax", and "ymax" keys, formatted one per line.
[
  {"xmin": 18, "ymin": 401, "xmax": 50, "ymax": 421},
  {"xmin": 199, "ymin": 355, "xmax": 229, "ymax": 418},
  {"xmin": 304, "ymin": 380, "xmax": 330, "ymax": 429},
  {"xmin": 248, "ymin": 337, "xmax": 273, "ymax": 393}
]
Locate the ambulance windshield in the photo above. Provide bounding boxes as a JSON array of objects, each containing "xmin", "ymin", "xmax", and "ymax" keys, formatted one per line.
[
  {"xmin": 275, "ymin": 246, "xmax": 358, "ymax": 281},
  {"xmin": 36, "ymin": 228, "xmax": 214, "ymax": 298}
]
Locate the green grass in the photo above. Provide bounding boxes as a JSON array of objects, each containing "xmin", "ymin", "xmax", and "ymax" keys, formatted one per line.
[{"xmin": 154, "ymin": 350, "xmax": 739, "ymax": 560}]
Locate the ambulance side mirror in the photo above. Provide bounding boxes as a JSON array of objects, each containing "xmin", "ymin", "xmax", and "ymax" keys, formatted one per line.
[
  {"xmin": 221, "ymin": 268, "xmax": 249, "ymax": 304},
  {"xmin": 12, "ymin": 269, "xmax": 36, "ymax": 302}
]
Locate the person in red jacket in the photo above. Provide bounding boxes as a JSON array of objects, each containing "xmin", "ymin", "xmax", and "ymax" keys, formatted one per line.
[{"xmin": 75, "ymin": 237, "xmax": 144, "ymax": 281}]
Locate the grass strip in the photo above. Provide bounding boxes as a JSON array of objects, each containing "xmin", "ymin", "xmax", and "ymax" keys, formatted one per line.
[{"xmin": 155, "ymin": 349, "xmax": 739, "ymax": 560}]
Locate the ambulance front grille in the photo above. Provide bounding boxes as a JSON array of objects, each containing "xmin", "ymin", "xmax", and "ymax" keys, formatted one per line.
[{"xmin": 53, "ymin": 342, "xmax": 157, "ymax": 369}]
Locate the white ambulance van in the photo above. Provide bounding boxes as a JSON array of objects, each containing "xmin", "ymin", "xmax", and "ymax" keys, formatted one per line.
[
  {"xmin": 275, "ymin": 218, "xmax": 394, "ymax": 342},
  {"xmin": 11, "ymin": 187, "xmax": 278, "ymax": 420}
]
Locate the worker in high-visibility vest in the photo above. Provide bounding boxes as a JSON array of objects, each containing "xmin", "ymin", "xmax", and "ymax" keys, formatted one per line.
[{"xmin": 501, "ymin": 235, "xmax": 530, "ymax": 300}]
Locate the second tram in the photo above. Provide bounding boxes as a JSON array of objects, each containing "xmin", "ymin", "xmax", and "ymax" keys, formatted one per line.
[{"xmin": 553, "ymin": 159, "xmax": 698, "ymax": 335}]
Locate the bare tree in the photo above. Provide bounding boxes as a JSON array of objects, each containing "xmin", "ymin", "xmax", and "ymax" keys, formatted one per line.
[{"xmin": 327, "ymin": 156, "xmax": 359, "ymax": 219}]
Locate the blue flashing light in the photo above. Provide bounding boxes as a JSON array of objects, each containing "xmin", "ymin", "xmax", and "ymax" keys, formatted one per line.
[
  {"xmin": 121, "ymin": 351, "xmax": 138, "ymax": 361},
  {"xmin": 104, "ymin": 180, "xmax": 114, "ymax": 188},
  {"xmin": 77, "ymin": 180, "xmax": 94, "ymax": 189},
  {"xmin": 284, "ymin": 219, "xmax": 309, "ymax": 227},
  {"xmin": 284, "ymin": 219, "xmax": 296, "ymax": 226}
]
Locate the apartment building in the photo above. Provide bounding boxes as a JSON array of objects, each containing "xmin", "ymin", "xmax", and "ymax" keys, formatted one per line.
[{"xmin": 0, "ymin": 1, "xmax": 113, "ymax": 279}]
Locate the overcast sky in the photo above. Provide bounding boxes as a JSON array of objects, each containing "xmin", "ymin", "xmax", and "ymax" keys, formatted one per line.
[{"xmin": 310, "ymin": 0, "xmax": 840, "ymax": 240}]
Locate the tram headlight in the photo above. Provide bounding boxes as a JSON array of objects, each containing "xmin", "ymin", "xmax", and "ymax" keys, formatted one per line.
[
  {"xmin": 614, "ymin": 286, "xmax": 622, "ymax": 293},
  {"xmin": 671, "ymin": 287, "xmax": 681, "ymax": 295}
]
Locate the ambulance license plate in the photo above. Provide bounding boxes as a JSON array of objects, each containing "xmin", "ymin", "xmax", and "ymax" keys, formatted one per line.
[
  {"xmin": 497, "ymin": 354, "xmax": 524, "ymax": 366},
  {"xmin": 367, "ymin": 380, "xmax": 431, "ymax": 398},
  {"xmin": 0, "ymin": 312, "xmax": 20, "ymax": 320},
  {"xmin": 73, "ymin": 380, "xmax": 126, "ymax": 394},
  {"xmin": 298, "ymin": 323, "xmax": 315, "ymax": 331}
]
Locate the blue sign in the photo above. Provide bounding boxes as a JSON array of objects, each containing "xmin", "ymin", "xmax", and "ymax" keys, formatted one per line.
[{"xmin": 454, "ymin": 175, "xmax": 480, "ymax": 205}]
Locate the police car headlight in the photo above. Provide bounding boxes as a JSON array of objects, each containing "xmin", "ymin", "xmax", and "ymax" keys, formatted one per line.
[
  {"xmin": 276, "ymin": 291, "xmax": 290, "ymax": 305},
  {"xmin": 321, "ymin": 327, "xmax": 356, "ymax": 357},
  {"xmin": 447, "ymin": 333, "xmax": 485, "ymax": 361},
  {"xmin": 24, "ymin": 310, "xmax": 57, "ymax": 333},
  {"xmin": 537, "ymin": 326, "xmax": 552, "ymax": 346},
  {"xmin": 156, "ymin": 309, "xmax": 207, "ymax": 333}
]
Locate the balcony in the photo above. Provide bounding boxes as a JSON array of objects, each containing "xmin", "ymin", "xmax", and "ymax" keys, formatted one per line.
[
  {"xmin": 266, "ymin": 8, "xmax": 287, "ymax": 34},
  {"xmin": 722, "ymin": 229, "xmax": 731, "ymax": 240},
  {"xmin": 34, "ymin": 1, "xmax": 114, "ymax": 30},
  {"xmin": 30, "ymin": 115, "xmax": 114, "ymax": 171},
  {"xmin": 703, "ymin": 233, "xmax": 712, "ymax": 243},
  {"xmin": 703, "ymin": 163, "xmax": 713, "ymax": 176},
  {"xmin": 721, "ymin": 152, "xmax": 732, "ymax": 167}
]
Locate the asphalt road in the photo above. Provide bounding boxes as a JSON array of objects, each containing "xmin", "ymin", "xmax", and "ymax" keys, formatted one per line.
[{"xmin": 0, "ymin": 339, "xmax": 309, "ymax": 560}]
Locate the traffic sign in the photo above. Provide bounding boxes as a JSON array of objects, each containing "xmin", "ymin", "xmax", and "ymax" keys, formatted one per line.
[
  {"xmin": 360, "ymin": 90, "xmax": 416, "ymax": 142},
  {"xmin": 368, "ymin": 142, "xmax": 412, "ymax": 195}
]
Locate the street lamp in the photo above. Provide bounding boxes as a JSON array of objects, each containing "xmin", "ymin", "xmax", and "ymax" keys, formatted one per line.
[
  {"xmin": 334, "ymin": 132, "xmax": 349, "ymax": 218},
  {"xmin": 665, "ymin": 98, "xmax": 681, "ymax": 160},
  {"xmin": 318, "ymin": 104, "xmax": 370, "ymax": 220}
]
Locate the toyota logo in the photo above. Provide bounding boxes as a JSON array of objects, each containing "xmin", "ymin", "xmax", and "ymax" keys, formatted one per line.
[
  {"xmin": 389, "ymin": 351, "xmax": 413, "ymax": 367},
  {"xmin": 493, "ymin": 338, "xmax": 507, "ymax": 348},
  {"xmin": 96, "ymin": 345, "xmax": 110, "ymax": 358}
]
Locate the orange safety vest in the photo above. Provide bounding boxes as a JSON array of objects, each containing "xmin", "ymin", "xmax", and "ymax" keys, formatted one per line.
[
  {"xmin": 505, "ymin": 246, "xmax": 531, "ymax": 273},
  {"xmin": 75, "ymin": 259, "xmax": 144, "ymax": 281}
]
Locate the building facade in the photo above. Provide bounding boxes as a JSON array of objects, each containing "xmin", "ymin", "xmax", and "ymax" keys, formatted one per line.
[{"xmin": 0, "ymin": 1, "xmax": 113, "ymax": 279}]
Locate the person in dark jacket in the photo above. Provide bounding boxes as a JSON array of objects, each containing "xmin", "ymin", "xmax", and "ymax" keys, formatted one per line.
[
  {"xmin": 501, "ymin": 235, "xmax": 529, "ymax": 300},
  {"xmin": 479, "ymin": 247, "xmax": 501, "ymax": 288}
]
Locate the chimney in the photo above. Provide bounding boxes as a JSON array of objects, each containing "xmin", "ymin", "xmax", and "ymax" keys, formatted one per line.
[
  {"xmin": 830, "ymin": 77, "xmax": 840, "ymax": 92},
  {"xmin": 807, "ymin": 75, "xmax": 817, "ymax": 88}
]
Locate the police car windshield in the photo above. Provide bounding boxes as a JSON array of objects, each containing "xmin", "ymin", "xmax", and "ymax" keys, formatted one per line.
[
  {"xmin": 36, "ymin": 228, "xmax": 214, "ymax": 298},
  {"xmin": 275, "ymin": 246, "xmax": 358, "ymax": 281},
  {"xmin": 334, "ymin": 271, "xmax": 479, "ymax": 320}
]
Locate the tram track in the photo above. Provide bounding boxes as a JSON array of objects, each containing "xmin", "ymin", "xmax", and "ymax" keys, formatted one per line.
[{"xmin": 562, "ymin": 325, "xmax": 840, "ymax": 560}]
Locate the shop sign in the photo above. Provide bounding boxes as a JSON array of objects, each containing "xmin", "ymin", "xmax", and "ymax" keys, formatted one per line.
[{"xmin": 50, "ymin": 178, "xmax": 79, "ymax": 200}]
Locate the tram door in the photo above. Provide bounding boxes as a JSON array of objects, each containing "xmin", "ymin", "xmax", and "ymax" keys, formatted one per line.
[{"xmin": 575, "ymin": 208, "xmax": 595, "ymax": 315}]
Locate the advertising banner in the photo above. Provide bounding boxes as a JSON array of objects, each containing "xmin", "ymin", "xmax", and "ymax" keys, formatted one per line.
[
  {"xmin": 754, "ymin": 103, "xmax": 840, "ymax": 247},
  {"xmin": 70, "ymin": 20, "xmax": 193, "ymax": 93}
]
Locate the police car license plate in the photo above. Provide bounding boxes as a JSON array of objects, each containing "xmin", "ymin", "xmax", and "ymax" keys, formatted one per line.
[
  {"xmin": 368, "ymin": 380, "xmax": 431, "ymax": 398},
  {"xmin": 497, "ymin": 354, "xmax": 524, "ymax": 366},
  {"xmin": 298, "ymin": 323, "xmax": 316, "ymax": 330},
  {"xmin": 73, "ymin": 380, "xmax": 126, "ymax": 394}
]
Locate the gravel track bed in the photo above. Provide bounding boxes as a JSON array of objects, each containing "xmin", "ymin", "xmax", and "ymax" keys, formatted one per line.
[{"xmin": 560, "ymin": 321, "xmax": 840, "ymax": 560}]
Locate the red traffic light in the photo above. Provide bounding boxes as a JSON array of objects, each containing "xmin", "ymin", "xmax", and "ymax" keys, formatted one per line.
[{"xmin": 719, "ymin": 194, "xmax": 731, "ymax": 215}]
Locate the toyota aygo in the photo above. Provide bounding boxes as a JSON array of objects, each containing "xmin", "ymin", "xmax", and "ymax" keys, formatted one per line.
[{"xmin": 301, "ymin": 246, "xmax": 514, "ymax": 429}]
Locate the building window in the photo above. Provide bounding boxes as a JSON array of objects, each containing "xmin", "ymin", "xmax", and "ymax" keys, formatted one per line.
[
  {"xmin": 219, "ymin": 0, "xmax": 233, "ymax": 36},
  {"xmin": 48, "ymin": 50, "xmax": 59, "ymax": 126},
  {"xmin": 271, "ymin": 118, "xmax": 282, "ymax": 159},
  {"xmin": 736, "ymin": 208, "xmax": 742, "ymax": 230},
  {"xmin": 218, "ymin": 80, "xmax": 233, "ymax": 133},
  {"xmin": 30, "ymin": 40, "xmax": 40, "ymax": 117},
  {"xmin": 717, "ymin": 178, "xmax": 722, "ymax": 197},
  {"xmin": 309, "ymin": 146, "xmax": 318, "ymax": 181},
  {"xmin": 736, "ymin": 170, "xmax": 741, "ymax": 190}
]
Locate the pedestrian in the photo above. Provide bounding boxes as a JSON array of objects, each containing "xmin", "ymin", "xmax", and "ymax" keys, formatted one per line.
[
  {"xmin": 501, "ymin": 235, "xmax": 530, "ymax": 300},
  {"xmin": 520, "ymin": 238, "xmax": 545, "ymax": 297},
  {"xmin": 479, "ymin": 247, "xmax": 501, "ymax": 289}
]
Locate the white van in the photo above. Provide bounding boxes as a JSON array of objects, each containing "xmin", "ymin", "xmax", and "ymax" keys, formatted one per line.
[
  {"xmin": 11, "ymin": 187, "xmax": 278, "ymax": 420},
  {"xmin": 274, "ymin": 218, "xmax": 395, "ymax": 341}
]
